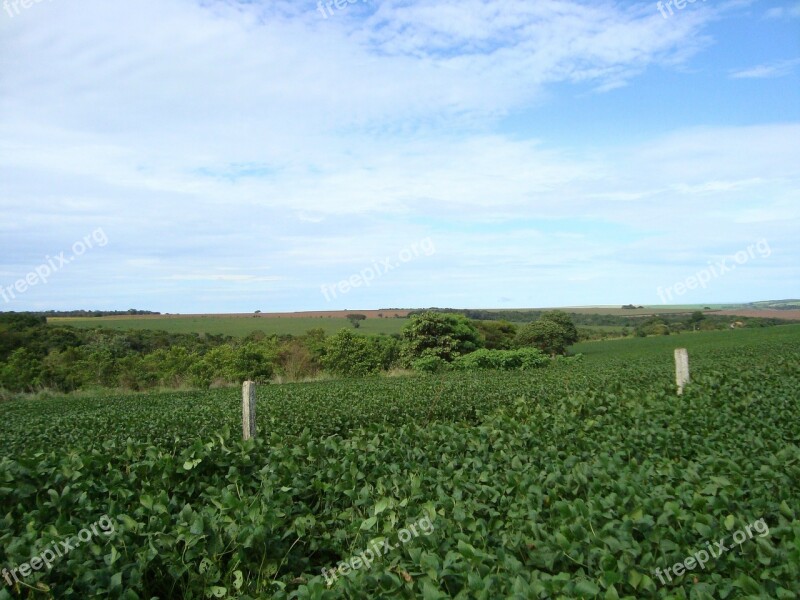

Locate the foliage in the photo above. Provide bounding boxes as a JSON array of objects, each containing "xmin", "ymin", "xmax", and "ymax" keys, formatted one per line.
[
  {"xmin": 411, "ymin": 307, "xmax": 798, "ymax": 329},
  {"xmin": 2, "ymin": 313, "xmax": 796, "ymax": 393},
  {"xmin": 0, "ymin": 327, "xmax": 799, "ymax": 598},
  {"xmin": 539, "ymin": 310, "xmax": 579, "ymax": 345},
  {"xmin": 189, "ymin": 341, "xmax": 278, "ymax": 388},
  {"xmin": 321, "ymin": 330, "xmax": 384, "ymax": 378},
  {"xmin": 0, "ymin": 348, "xmax": 42, "ymax": 392},
  {"xmin": 450, "ymin": 348, "xmax": 549, "ymax": 371},
  {"xmin": 636, "ymin": 318, "xmax": 672, "ymax": 337},
  {"xmin": 346, "ymin": 314, "xmax": 367, "ymax": 329},
  {"xmin": 513, "ymin": 312, "xmax": 578, "ymax": 356},
  {"xmin": 410, "ymin": 355, "xmax": 451, "ymax": 374},
  {"xmin": 401, "ymin": 312, "xmax": 483, "ymax": 364},
  {"xmin": 472, "ymin": 320, "xmax": 517, "ymax": 350},
  {"xmin": 514, "ymin": 319, "xmax": 572, "ymax": 356}
]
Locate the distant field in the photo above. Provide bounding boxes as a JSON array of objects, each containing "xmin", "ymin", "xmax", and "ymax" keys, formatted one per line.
[
  {"xmin": 49, "ymin": 315, "xmax": 409, "ymax": 337},
  {"xmin": 573, "ymin": 322, "xmax": 800, "ymax": 357},
  {"xmin": 48, "ymin": 308, "xmax": 665, "ymax": 338},
  {"xmin": 488, "ymin": 306, "xmax": 697, "ymax": 317},
  {"xmin": 49, "ymin": 305, "xmax": 797, "ymax": 338},
  {"xmin": 715, "ymin": 309, "xmax": 800, "ymax": 321}
]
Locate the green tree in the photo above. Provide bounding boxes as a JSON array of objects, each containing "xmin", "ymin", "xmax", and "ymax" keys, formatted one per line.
[
  {"xmin": 401, "ymin": 312, "xmax": 483, "ymax": 363},
  {"xmin": 142, "ymin": 346, "xmax": 197, "ymax": 387},
  {"xmin": 514, "ymin": 311, "xmax": 579, "ymax": 356},
  {"xmin": 0, "ymin": 348, "xmax": 42, "ymax": 392},
  {"xmin": 231, "ymin": 341, "xmax": 277, "ymax": 383},
  {"xmin": 41, "ymin": 347, "xmax": 86, "ymax": 392},
  {"xmin": 514, "ymin": 320, "xmax": 571, "ymax": 356},
  {"xmin": 688, "ymin": 311, "xmax": 706, "ymax": 330},
  {"xmin": 346, "ymin": 314, "xmax": 367, "ymax": 329},
  {"xmin": 635, "ymin": 318, "xmax": 671, "ymax": 337},
  {"xmin": 278, "ymin": 339, "xmax": 319, "ymax": 381},
  {"xmin": 473, "ymin": 320, "xmax": 518, "ymax": 350},
  {"xmin": 302, "ymin": 328, "xmax": 328, "ymax": 364},
  {"xmin": 540, "ymin": 310, "xmax": 579, "ymax": 345},
  {"xmin": 368, "ymin": 335, "xmax": 402, "ymax": 371},
  {"xmin": 322, "ymin": 329, "xmax": 383, "ymax": 377}
]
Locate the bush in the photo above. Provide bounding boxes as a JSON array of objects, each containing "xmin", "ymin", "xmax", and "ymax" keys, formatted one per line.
[
  {"xmin": 411, "ymin": 356, "xmax": 451, "ymax": 374},
  {"xmin": 452, "ymin": 348, "xmax": 549, "ymax": 371},
  {"xmin": 401, "ymin": 312, "xmax": 483, "ymax": 364},
  {"xmin": 0, "ymin": 348, "xmax": 42, "ymax": 392},
  {"xmin": 322, "ymin": 330, "xmax": 383, "ymax": 378}
]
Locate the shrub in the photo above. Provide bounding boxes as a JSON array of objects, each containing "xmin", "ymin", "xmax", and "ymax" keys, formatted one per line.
[
  {"xmin": 0, "ymin": 348, "xmax": 42, "ymax": 392},
  {"xmin": 452, "ymin": 348, "xmax": 549, "ymax": 371},
  {"xmin": 411, "ymin": 355, "xmax": 451, "ymax": 374},
  {"xmin": 402, "ymin": 312, "xmax": 483, "ymax": 364},
  {"xmin": 322, "ymin": 330, "xmax": 383, "ymax": 378}
]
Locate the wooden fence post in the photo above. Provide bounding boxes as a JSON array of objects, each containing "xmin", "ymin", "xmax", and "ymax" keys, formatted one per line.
[
  {"xmin": 242, "ymin": 381, "xmax": 256, "ymax": 440},
  {"xmin": 674, "ymin": 349, "xmax": 690, "ymax": 395}
]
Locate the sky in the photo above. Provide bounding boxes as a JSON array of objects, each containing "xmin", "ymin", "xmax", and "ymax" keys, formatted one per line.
[{"xmin": 0, "ymin": 0, "xmax": 798, "ymax": 313}]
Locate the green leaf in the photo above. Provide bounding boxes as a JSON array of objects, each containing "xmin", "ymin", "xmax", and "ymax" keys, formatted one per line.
[
  {"xmin": 628, "ymin": 570, "xmax": 643, "ymax": 589},
  {"xmin": 374, "ymin": 498, "xmax": 392, "ymax": 515},
  {"xmin": 183, "ymin": 458, "xmax": 202, "ymax": 470},
  {"xmin": 190, "ymin": 516, "xmax": 204, "ymax": 535},
  {"xmin": 575, "ymin": 580, "xmax": 600, "ymax": 597},
  {"xmin": 734, "ymin": 574, "xmax": 762, "ymax": 594},
  {"xmin": 205, "ymin": 586, "xmax": 227, "ymax": 598}
]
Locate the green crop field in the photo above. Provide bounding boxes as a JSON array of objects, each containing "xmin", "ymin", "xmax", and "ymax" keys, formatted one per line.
[
  {"xmin": 45, "ymin": 306, "xmax": 715, "ymax": 339},
  {"xmin": 48, "ymin": 315, "xmax": 409, "ymax": 338},
  {"xmin": 1, "ymin": 326, "xmax": 799, "ymax": 599},
  {"xmin": 495, "ymin": 307, "xmax": 696, "ymax": 316}
]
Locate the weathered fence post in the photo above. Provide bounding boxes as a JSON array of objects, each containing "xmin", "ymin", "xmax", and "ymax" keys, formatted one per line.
[
  {"xmin": 242, "ymin": 381, "xmax": 256, "ymax": 440},
  {"xmin": 674, "ymin": 349, "xmax": 690, "ymax": 395}
]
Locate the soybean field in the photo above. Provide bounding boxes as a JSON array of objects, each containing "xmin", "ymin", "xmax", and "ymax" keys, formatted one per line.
[{"xmin": 1, "ymin": 326, "xmax": 799, "ymax": 599}]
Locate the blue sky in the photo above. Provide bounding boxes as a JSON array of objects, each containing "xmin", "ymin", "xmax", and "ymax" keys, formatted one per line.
[{"xmin": 0, "ymin": 0, "xmax": 798, "ymax": 313}]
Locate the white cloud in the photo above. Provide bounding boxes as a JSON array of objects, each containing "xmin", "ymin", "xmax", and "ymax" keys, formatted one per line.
[
  {"xmin": 162, "ymin": 274, "xmax": 285, "ymax": 282},
  {"xmin": 0, "ymin": 0, "xmax": 797, "ymax": 311},
  {"xmin": 730, "ymin": 58, "xmax": 800, "ymax": 79},
  {"xmin": 765, "ymin": 3, "xmax": 800, "ymax": 19}
]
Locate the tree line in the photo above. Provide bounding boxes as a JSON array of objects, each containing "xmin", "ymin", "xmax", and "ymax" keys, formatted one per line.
[
  {"xmin": 0, "ymin": 309, "xmax": 790, "ymax": 396},
  {"xmin": 0, "ymin": 311, "xmax": 582, "ymax": 395}
]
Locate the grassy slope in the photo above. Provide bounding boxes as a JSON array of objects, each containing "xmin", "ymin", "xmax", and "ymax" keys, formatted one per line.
[{"xmin": 573, "ymin": 323, "xmax": 800, "ymax": 359}]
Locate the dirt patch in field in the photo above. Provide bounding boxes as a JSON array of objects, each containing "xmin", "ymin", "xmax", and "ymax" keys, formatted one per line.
[{"xmin": 714, "ymin": 310, "xmax": 800, "ymax": 321}]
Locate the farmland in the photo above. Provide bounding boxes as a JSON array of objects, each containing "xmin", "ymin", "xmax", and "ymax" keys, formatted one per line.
[
  {"xmin": 1, "ymin": 326, "xmax": 799, "ymax": 598},
  {"xmin": 48, "ymin": 314, "xmax": 410, "ymax": 338},
  {"xmin": 46, "ymin": 305, "xmax": 799, "ymax": 341}
]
